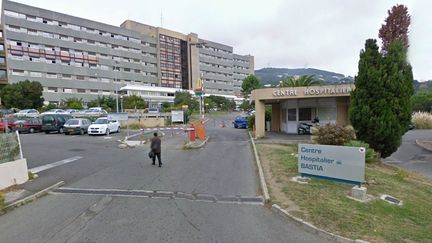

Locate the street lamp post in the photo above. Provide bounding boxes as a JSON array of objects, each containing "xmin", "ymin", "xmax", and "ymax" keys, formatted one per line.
[
  {"xmin": 115, "ymin": 61, "xmax": 120, "ymax": 113},
  {"xmin": 189, "ymin": 42, "xmax": 207, "ymax": 121}
]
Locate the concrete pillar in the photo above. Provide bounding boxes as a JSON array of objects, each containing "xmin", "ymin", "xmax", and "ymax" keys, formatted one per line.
[
  {"xmin": 255, "ymin": 100, "xmax": 265, "ymax": 138},
  {"xmin": 336, "ymin": 97, "xmax": 349, "ymax": 125},
  {"xmin": 271, "ymin": 103, "xmax": 281, "ymax": 132}
]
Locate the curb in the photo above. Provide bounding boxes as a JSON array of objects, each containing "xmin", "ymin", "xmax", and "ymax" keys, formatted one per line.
[
  {"xmin": 2, "ymin": 181, "xmax": 65, "ymax": 213},
  {"xmin": 415, "ymin": 139, "xmax": 432, "ymax": 152},
  {"xmin": 271, "ymin": 204, "xmax": 367, "ymax": 243},
  {"xmin": 184, "ymin": 136, "xmax": 210, "ymax": 149},
  {"xmin": 248, "ymin": 131, "xmax": 270, "ymax": 203}
]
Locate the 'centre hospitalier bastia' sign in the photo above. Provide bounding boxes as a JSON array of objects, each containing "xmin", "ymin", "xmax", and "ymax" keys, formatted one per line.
[{"xmin": 298, "ymin": 144, "xmax": 365, "ymax": 185}]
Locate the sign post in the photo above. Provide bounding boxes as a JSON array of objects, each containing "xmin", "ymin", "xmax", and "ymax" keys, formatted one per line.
[
  {"xmin": 298, "ymin": 144, "xmax": 366, "ymax": 185},
  {"xmin": 171, "ymin": 110, "xmax": 184, "ymax": 124}
]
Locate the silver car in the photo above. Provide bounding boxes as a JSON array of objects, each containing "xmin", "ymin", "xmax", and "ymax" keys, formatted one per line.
[{"xmin": 63, "ymin": 118, "xmax": 92, "ymax": 135}]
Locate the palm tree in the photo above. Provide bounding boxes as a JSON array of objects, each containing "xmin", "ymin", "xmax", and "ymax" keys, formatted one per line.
[{"xmin": 279, "ymin": 75, "xmax": 321, "ymax": 87}]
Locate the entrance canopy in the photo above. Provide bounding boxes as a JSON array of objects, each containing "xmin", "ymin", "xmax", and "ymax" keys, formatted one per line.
[{"xmin": 250, "ymin": 84, "xmax": 354, "ymax": 138}]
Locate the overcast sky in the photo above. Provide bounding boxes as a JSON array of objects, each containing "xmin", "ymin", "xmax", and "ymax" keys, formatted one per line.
[{"xmin": 13, "ymin": 0, "xmax": 432, "ymax": 80}]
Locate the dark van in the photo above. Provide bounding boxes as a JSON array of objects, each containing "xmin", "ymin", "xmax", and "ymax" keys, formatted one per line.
[{"xmin": 41, "ymin": 114, "xmax": 72, "ymax": 134}]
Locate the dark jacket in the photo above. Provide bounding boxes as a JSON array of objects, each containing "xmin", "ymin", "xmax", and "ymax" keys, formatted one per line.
[{"xmin": 150, "ymin": 136, "xmax": 161, "ymax": 153}]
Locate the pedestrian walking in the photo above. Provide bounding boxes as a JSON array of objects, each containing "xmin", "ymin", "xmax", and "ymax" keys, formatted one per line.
[{"xmin": 150, "ymin": 132, "xmax": 162, "ymax": 167}]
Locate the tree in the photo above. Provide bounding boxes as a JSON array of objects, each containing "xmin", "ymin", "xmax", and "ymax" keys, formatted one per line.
[
  {"xmin": 63, "ymin": 97, "xmax": 83, "ymax": 109},
  {"xmin": 122, "ymin": 95, "xmax": 146, "ymax": 109},
  {"xmin": 0, "ymin": 80, "xmax": 44, "ymax": 109},
  {"xmin": 174, "ymin": 91, "xmax": 198, "ymax": 112},
  {"xmin": 379, "ymin": 4, "xmax": 410, "ymax": 52},
  {"xmin": 205, "ymin": 95, "xmax": 236, "ymax": 111},
  {"xmin": 241, "ymin": 75, "xmax": 261, "ymax": 99},
  {"xmin": 240, "ymin": 100, "xmax": 251, "ymax": 111},
  {"xmin": 161, "ymin": 102, "xmax": 172, "ymax": 112},
  {"xmin": 280, "ymin": 75, "xmax": 320, "ymax": 87},
  {"xmin": 350, "ymin": 39, "xmax": 414, "ymax": 157},
  {"xmin": 411, "ymin": 92, "xmax": 432, "ymax": 112}
]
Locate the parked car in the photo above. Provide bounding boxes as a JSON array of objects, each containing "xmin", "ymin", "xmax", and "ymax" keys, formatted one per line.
[
  {"xmin": 233, "ymin": 116, "xmax": 248, "ymax": 129},
  {"xmin": 41, "ymin": 114, "xmax": 72, "ymax": 134},
  {"xmin": 41, "ymin": 109, "xmax": 67, "ymax": 115},
  {"xmin": 148, "ymin": 108, "xmax": 160, "ymax": 114},
  {"xmin": 65, "ymin": 109, "xmax": 80, "ymax": 115},
  {"xmin": 85, "ymin": 107, "xmax": 107, "ymax": 116},
  {"xmin": 88, "ymin": 117, "xmax": 120, "ymax": 135},
  {"xmin": 63, "ymin": 118, "xmax": 92, "ymax": 135},
  {"xmin": 0, "ymin": 109, "xmax": 14, "ymax": 116},
  {"xmin": 0, "ymin": 117, "xmax": 17, "ymax": 133},
  {"xmin": 13, "ymin": 118, "xmax": 42, "ymax": 133},
  {"xmin": 15, "ymin": 109, "xmax": 40, "ymax": 118}
]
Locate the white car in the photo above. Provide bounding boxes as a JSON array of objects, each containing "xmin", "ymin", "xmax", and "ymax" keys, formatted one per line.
[
  {"xmin": 15, "ymin": 109, "xmax": 40, "ymax": 118},
  {"xmin": 41, "ymin": 109, "xmax": 68, "ymax": 115},
  {"xmin": 87, "ymin": 117, "xmax": 120, "ymax": 135}
]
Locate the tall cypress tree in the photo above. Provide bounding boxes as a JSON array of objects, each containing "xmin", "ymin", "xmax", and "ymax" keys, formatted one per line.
[{"xmin": 349, "ymin": 39, "xmax": 386, "ymax": 154}]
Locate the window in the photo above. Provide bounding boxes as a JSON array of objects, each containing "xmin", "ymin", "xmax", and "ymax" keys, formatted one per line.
[
  {"xmin": 90, "ymin": 89, "xmax": 98, "ymax": 94},
  {"xmin": 0, "ymin": 57, "xmax": 4, "ymax": 64},
  {"xmin": 30, "ymin": 71, "xmax": 42, "ymax": 77},
  {"xmin": 62, "ymin": 74, "xmax": 72, "ymax": 79},
  {"xmin": 47, "ymin": 73, "xmax": 57, "ymax": 78},
  {"xmin": 63, "ymin": 88, "xmax": 73, "ymax": 93},
  {"xmin": 76, "ymin": 75, "xmax": 85, "ymax": 80},
  {"xmin": 124, "ymin": 68, "xmax": 130, "ymax": 72},
  {"xmin": 288, "ymin": 109, "xmax": 297, "ymax": 121},
  {"xmin": 12, "ymin": 69, "xmax": 25, "ymax": 75},
  {"xmin": 27, "ymin": 29, "xmax": 38, "ymax": 35},
  {"xmin": 77, "ymin": 89, "xmax": 86, "ymax": 93},
  {"xmin": 47, "ymin": 87, "xmax": 58, "ymax": 92},
  {"xmin": 7, "ymin": 25, "xmax": 20, "ymax": 32},
  {"xmin": 0, "ymin": 70, "xmax": 7, "ymax": 79}
]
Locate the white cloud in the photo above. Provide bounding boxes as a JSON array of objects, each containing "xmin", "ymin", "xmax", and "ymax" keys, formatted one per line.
[{"xmin": 13, "ymin": 0, "xmax": 430, "ymax": 80}]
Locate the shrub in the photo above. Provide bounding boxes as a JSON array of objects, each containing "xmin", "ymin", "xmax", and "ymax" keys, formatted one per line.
[
  {"xmin": 411, "ymin": 111, "xmax": 432, "ymax": 129},
  {"xmin": 247, "ymin": 115, "xmax": 255, "ymax": 130},
  {"xmin": 345, "ymin": 140, "xmax": 379, "ymax": 163},
  {"xmin": 0, "ymin": 192, "xmax": 5, "ymax": 210},
  {"xmin": 311, "ymin": 123, "xmax": 356, "ymax": 145}
]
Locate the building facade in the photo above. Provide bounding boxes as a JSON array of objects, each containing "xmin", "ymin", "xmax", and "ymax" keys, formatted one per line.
[{"xmin": 1, "ymin": 0, "xmax": 254, "ymax": 106}]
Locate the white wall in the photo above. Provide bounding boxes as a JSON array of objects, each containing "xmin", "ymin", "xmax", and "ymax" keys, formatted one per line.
[{"xmin": 0, "ymin": 159, "xmax": 29, "ymax": 190}]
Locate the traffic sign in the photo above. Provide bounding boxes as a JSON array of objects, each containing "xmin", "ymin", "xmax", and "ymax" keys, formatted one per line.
[{"xmin": 195, "ymin": 91, "xmax": 205, "ymax": 96}]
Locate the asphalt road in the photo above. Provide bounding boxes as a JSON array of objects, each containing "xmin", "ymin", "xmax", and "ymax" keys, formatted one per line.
[
  {"xmin": 385, "ymin": 129, "xmax": 432, "ymax": 178},
  {"xmin": 0, "ymin": 115, "xmax": 331, "ymax": 242}
]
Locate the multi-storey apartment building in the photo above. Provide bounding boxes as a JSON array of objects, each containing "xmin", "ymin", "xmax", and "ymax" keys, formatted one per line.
[{"xmin": 1, "ymin": 0, "xmax": 254, "ymax": 106}]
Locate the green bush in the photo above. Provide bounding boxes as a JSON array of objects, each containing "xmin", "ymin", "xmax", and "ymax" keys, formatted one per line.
[
  {"xmin": 344, "ymin": 140, "xmax": 379, "ymax": 163},
  {"xmin": 411, "ymin": 111, "xmax": 432, "ymax": 129},
  {"xmin": 311, "ymin": 123, "xmax": 356, "ymax": 145},
  {"xmin": 0, "ymin": 192, "xmax": 5, "ymax": 210},
  {"xmin": 247, "ymin": 115, "xmax": 255, "ymax": 130}
]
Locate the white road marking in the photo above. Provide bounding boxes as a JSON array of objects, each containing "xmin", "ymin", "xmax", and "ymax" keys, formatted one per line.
[
  {"xmin": 104, "ymin": 137, "xmax": 112, "ymax": 139},
  {"xmin": 29, "ymin": 156, "xmax": 83, "ymax": 173}
]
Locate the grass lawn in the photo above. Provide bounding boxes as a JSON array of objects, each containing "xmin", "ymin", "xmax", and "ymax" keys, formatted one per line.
[{"xmin": 257, "ymin": 144, "xmax": 432, "ymax": 243}]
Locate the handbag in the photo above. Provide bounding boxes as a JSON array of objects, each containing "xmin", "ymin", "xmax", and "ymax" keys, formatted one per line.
[{"xmin": 148, "ymin": 151, "xmax": 154, "ymax": 159}]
